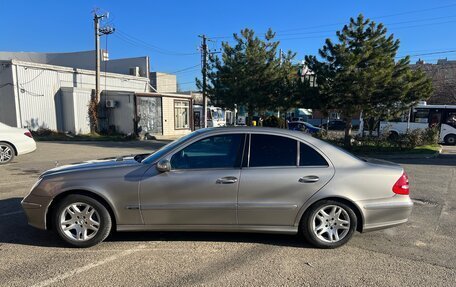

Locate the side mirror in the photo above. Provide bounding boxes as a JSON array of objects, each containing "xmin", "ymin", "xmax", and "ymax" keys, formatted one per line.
[{"xmin": 156, "ymin": 159, "xmax": 171, "ymax": 172}]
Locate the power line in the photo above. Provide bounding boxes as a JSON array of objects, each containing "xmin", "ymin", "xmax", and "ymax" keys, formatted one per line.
[
  {"xmin": 276, "ymin": 2, "xmax": 456, "ymax": 34},
  {"xmin": 276, "ymin": 14, "xmax": 456, "ymax": 37},
  {"xmin": 396, "ymin": 49, "xmax": 456, "ymax": 59},
  {"xmin": 115, "ymin": 29, "xmax": 199, "ymax": 56},
  {"xmin": 210, "ymin": 3, "xmax": 456, "ymax": 39},
  {"xmin": 152, "ymin": 64, "xmax": 200, "ymax": 78}
]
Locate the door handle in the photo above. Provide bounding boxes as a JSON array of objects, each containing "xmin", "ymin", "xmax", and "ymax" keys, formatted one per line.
[
  {"xmin": 216, "ymin": 176, "xmax": 238, "ymax": 184},
  {"xmin": 299, "ymin": 175, "xmax": 320, "ymax": 183}
]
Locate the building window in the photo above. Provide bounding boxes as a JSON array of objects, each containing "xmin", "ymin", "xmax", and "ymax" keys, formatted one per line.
[{"xmin": 174, "ymin": 100, "xmax": 190, "ymax": 129}]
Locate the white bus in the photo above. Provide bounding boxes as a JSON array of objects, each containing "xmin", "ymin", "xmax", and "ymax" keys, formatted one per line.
[
  {"xmin": 193, "ymin": 105, "xmax": 226, "ymax": 129},
  {"xmin": 378, "ymin": 103, "xmax": 456, "ymax": 145}
]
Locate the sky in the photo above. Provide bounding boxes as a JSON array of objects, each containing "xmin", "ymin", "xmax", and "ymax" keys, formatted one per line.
[{"xmin": 1, "ymin": 0, "xmax": 456, "ymax": 90}]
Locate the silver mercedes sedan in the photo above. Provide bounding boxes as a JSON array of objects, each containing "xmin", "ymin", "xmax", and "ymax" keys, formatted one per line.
[{"xmin": 22, "ymin": 127, "xmax": 413, "ymax": 248}]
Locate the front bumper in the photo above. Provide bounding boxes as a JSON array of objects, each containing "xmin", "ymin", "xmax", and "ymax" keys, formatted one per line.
[
  {"xmin": 21, "ymin": 194, "xmax": 53, "ymax": 230},
  {"xmin": 360, "ymin": 195, "xmax": 413, "ymax": 232}
]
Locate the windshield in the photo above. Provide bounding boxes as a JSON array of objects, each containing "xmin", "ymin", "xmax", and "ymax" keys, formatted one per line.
[{"xmin": 141, "ymin": 130, "xmax": 205, "ymax": 164}]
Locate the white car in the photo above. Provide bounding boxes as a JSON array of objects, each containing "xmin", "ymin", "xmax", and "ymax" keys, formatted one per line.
[{"xmin": 0, "ymin": 122, "xmax": 37, "ymax": 164}]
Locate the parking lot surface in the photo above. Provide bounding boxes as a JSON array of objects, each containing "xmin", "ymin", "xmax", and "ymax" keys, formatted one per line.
[{"xmin": 0, "ymin": 142, "xmax": 455, "ymax": 286}]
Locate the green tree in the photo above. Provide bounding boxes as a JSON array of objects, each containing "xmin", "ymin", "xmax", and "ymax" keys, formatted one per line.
[
  {"xmin": 199, "ymin": 28, "xmax": 298, "ymax": 121},
  {"xmin": 304, "ymin": 14, "xmax": 432, "ymax": 146}
]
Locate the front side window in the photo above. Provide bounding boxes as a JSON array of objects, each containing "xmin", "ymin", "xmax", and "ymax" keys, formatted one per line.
[
  {"xmin": 300, "ymin": 143, "xmax": 328, "ymax": 166},
  {"xmin": 249, "ymin": 134, "xmax": 297, "ymax": 167},
  {"xmin": 170, "ymin": 134, "xmax": 244, "ymax": 169},
  {"xmin": 174, "ymin": 100, "xmax": 190, "ymax": 129}
]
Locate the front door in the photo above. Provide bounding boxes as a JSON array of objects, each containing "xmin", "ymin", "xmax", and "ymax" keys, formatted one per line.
[
  {"xmin": 428, "ymin": 109, "xmax": 442, "ymax": 128},
  {"xmin": 139, "ymin": 133, "xmax": 245, "ymax": 225}
]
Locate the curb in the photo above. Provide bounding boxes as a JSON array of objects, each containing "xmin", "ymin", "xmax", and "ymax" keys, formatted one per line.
[{"xmin": 357, "ymin": 145, "xmax": 442, "ymax": 160}]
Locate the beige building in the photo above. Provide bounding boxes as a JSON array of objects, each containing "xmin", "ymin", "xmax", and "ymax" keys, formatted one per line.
[
  {"xmin": 136, "ymin": 92, "xmax": 192, "ymax": 138},
  {"xmin": 149, "ymin": 72, "xmax": 177, "ymax": 93}
]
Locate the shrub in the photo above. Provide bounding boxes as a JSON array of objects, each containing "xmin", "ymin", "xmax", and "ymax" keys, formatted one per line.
[
  {"xmin": 263, "ymin": 116, "xmax": 286, "ymax": 128},
  {"xmin": 33, "ymin": 127, "xmax": 57, "ymax": 137},
  {"xmin": 421, "ymin": 126, "xmax": 440, "ymax": 145}
]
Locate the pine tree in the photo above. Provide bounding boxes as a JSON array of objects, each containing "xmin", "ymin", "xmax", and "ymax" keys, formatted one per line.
[
  {"xmin": 199, "ymin": 28, "xmax": 297, "ymax": 120},
  {"xmin": 304, "ymin": 14, "xmax": 432, "ymax": 146}
]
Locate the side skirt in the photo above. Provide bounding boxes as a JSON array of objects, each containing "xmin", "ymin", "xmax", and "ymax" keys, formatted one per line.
[{"xmin": 117, "ymin": 224, "xmax": 298, "ymax": 234}]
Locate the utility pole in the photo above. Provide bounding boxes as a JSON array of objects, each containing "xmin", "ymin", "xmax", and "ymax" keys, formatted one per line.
[
  {"xmin": 94, "ymin": 13, "xmax": 102, "ymax": 103},
  {"xmin": 199, "ymin": 35, "xmax": 208, "ymax": 128},
  {"xmin": 93, "ymin": 11, "xmax": 113, "ymax": 103}
]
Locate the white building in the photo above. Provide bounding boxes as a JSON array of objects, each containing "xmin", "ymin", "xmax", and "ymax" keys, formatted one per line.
[{"xmin": 0, "ymin": 51, "xmax": 193, "ymax": 137}]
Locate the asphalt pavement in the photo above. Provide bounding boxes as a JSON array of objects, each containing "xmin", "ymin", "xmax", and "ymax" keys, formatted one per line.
[{"xmin": 0, "ymin": 142, "xmax": 455, "ymax": 286}]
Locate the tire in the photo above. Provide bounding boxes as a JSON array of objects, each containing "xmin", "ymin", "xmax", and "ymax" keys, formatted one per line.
[
  {"xmin": 54, "ymin": 194, "xmax": 112, "ymax": 248},
  {"xmin": 0, "ymin": 142, "xmax": 15, "ymax": 165},
  {"xmin": 301, "ymin": 200, "xmax": 357, "ymax": 249},
  {"xmin": 444, "ymin": 134, "xmax": 456, "ymax": 145},
  {"xmin": 388, "ymin": 131, "xmax": 399, "ymax": 140}
]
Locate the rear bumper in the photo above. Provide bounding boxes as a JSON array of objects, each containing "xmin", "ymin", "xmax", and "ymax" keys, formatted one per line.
[
  {"xmin": 21, "ymin": 194, "xmax": 52, "ymax": 230},
  {"xmin": 16, "ymin": 139, "xmax": 36, "ymax": 155},
  {"xmin": 360, "ymin": 195, "xmax": 413, "ymax": 232}
]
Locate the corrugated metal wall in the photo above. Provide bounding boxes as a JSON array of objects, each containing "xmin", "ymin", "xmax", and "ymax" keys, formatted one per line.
[
  {"xmin": 14, "ymin": 61, "xmax": 149, "ymax": 130},
  {"xmin": 0, "ymin": 63, "xmax": 18, "ymax": 126}
]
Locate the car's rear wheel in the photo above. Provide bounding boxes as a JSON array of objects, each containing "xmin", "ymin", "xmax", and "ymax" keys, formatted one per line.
[
  {"xmin": 54, "ymin": 195, "xmax": 112, "ymax": 247},
  {"xmin": 301, "ymin": 200, "xmax": 357, "ymax": 248},
  {"xmin": 0, "ymin": 142, "xmax": 14, "ymax": 164},
  {"xmin": 388, "ymin": 131, "xmax": 399, "ymax": 140}
]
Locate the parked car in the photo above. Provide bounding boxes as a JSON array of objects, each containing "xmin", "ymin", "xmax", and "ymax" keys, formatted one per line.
[
  {"xmin": 0, "ymin": 122, "xmax": 36, "ymax": 164},
  {"xmin": 320, "ymin": 120, "xmax": 347, "ymax": 130},
  {"xmin": 288, "ymin": 121, "xmax": 321, "ymax": 134},
  {"xmin": 22, "ymin": 127, "xmax": 412, "ymax": 248},
  {"xmin": 291, "ymin": 117, "xmax": 306, "ymax": 122}
]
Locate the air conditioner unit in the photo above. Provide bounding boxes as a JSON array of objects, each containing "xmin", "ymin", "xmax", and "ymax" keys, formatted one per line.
[
  {"xmin": 129, "ymin": 67, "xmax": 140, "ymax": 77},
  {"xmin": 106, "ymin": 100, "xmax": 117, "ymax": 108}
]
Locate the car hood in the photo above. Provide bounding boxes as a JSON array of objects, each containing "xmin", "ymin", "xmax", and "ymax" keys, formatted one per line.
[{"xmin": 40, "ymin": 156, "xmax": 140, "ymax": 178}]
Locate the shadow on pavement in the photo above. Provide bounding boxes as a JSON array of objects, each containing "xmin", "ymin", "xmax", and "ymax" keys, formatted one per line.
[
  {"xmin": 0, "ymin": 197, "xmax": 65, "ymax": 248},
  {"xmin": 0, "ymin": 197, "xmax": 310, "ymax": 249},
  {"xmin": 107, "ymin": 230, "xmax": 310, "ymax": 248}
]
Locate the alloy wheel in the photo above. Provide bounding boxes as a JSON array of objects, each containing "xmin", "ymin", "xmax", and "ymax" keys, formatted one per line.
[
  {"xmin": 60, "ymin": 202, "xmax": 101, "ymax": 241},
  {"xmin": 0, "ymin": 144, "xmax": 13, "ymax": 163},
  {"xmin": 311, "ymin": 205, "xmax": 351, "ymax": 243}
]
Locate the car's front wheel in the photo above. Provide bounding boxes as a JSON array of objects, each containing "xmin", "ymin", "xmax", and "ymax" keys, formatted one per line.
[
  {"xmin": 444, "ymin": 134, "xmax": 456, "ymax": 145},
  {"xmin": 301, "ymin": 200, "xmax": 357, "ymax": 248},
  {"xmin": 0, "ymin": 142, "xmax": 15, "ymax": 164},
  {"xmin": 54, "ymin": 195, "xmax": 112, "ymax": 247}
]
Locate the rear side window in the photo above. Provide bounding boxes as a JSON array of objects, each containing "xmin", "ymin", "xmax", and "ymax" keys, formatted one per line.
[
  {"xmin": 300, "ymin": 142, "xmax": 328, "ymax": 166},
  {"xmin": 249, "ymin": 134, "xmax": 297, "ymax": 167}
]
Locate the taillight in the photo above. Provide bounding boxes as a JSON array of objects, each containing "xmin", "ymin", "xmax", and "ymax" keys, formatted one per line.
[
  {"xmin": 24, "ymin": 131, "xmax": 33, "ymax": 138},
  {"xmin": 392, "ymin": 171, "xmax": 409, "ymax": 195}
]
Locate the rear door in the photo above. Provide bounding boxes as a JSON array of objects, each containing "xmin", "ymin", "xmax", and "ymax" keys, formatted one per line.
[{"xmin": 237, "ymin": 133, "xmax": 334, "ymax": 226}]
